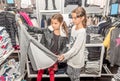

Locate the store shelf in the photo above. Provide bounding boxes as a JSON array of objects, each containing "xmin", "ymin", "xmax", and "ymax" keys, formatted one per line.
[
  {"xmin": 27, "ymin": 73, "xmax": 101, "ymax": 78},
  {"xmin": 26, "ymin": 43, "xmax": 105, "ymax": 78},
  {"xmin": 39, "ymin": 10, "xmax": 61, "ymax": 13},
  {"xmin": 0, "ymin": 48, "xmax": 14, "ymax": 65},
  {"xmin": 13, "ymin": 50, "xmax": 20, "ymax": 53},
  {"xmin": 85, "ymin": 43, "xmax": 103, "ymax": 47},
  {"xmin": 14, "ymin": 72, "xmax": 26, "ymax": 81}
]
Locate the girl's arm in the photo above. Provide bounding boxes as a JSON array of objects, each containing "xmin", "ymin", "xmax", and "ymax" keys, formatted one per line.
[
  {"xmin": 27, "ymin": 25, "xmax": 44, "ymax": 34},
  {"xmin": 63, "ymin": 31, "xmax": 86, "ymax": 61}
]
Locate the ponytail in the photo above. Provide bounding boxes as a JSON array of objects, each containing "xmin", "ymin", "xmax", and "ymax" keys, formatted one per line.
[
  {"xmin": 82, "ymin": 16, "xmax": 87, "ymax": 28},
  {"xmin": 62, "ymin": 21, "xmax": 68, "ymax": 37},
  {"xmin": 51, "ymin": 13, "xmax": 68, "ymax": 36}
]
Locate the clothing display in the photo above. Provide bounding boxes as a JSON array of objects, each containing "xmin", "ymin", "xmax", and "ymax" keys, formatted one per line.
[
  {"xmin": 18, "ymin": 23, "xmax": 58, "ymax": 74},
  {"xmin": 0, "ymin": 59, "xmax": 20, "ymax": 79},
  {"xmin": 85, "ymin": 61, "xmax": 100, "ymax": 74},
  {"xmin": 41, "ymin": 15, "xmax": 46, "ymax": 28},
  {"xmin": 0, "ymin": 12, "xmax": 18, "ymax": 47},
  {"xmin": 0, "ymin": 0, "xmax": 120, "ymax": 81},
  {"xmin": 109, "ymin": 27, "xmax": 120, "ymax": 66},
  {"xmin": 19, "ymin": 11, "xmax": 33, "ymax": 27},
  {"xmin": 0, "ymin": 27, "xmax": 13, "ymax": 59},
  {"xmin": 45, "ymin": 0, "xmax": 57, "ymax": 10},
  {"xmin": 86, "ymin": 0, "xmax": 106, "ymax": 8},
  {"xmin": 21, "ymin": 0, "xmax": 32, "ymax": 8},
  {"xmin": 87, "ymin": 47, "xmax": 101, "ymax": 61},
  {"xmin": 64, "ymin": 0, "xmax": 82, "ymax": 7}
]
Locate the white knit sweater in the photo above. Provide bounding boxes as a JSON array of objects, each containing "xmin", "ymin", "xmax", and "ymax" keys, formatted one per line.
[{"xmin": 64, "ymin": 25, "xmax": 86, "ymax": 68}]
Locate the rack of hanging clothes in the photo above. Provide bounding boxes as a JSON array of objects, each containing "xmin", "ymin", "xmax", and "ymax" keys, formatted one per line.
[
  {"xmin": 103, "ymin": 17, "xmax": 120, "ymax": 77},
  {"xmin": 0, "ymin": 11, "xmax": 19, "ymax": 50}
]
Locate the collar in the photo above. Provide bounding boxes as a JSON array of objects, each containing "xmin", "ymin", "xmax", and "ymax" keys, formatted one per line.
[{"xmin": 48, "ymin": 25, "xmax": 67, "ymax": 37}]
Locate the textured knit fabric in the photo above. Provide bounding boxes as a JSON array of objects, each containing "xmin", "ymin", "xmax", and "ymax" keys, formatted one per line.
[
  {"xmin": 0, "ymin": 12, "xmax": 18, "ymax": 47},
  {"xmin": 103, "ymin": 27, "xmax": 115, "ymax": 59},
  {"xmin": 109, "ymin": 27, "xmax": 120, "ymax": 66},
  {"xmin": 64, "ymin": 25, "xmax": 86, "ymax": 68},
  {"xmin": 18, "ymin": 23, "xmax": 57, "ymax": 74}
]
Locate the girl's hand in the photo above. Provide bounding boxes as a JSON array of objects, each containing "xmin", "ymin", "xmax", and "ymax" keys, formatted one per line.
[{"xmin": 58, "ymin": 54, "xmax": 65, "ymax": 62}]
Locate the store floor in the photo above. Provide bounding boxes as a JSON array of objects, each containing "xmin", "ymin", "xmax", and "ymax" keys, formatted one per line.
[
  {"xmin": 28, "ymin": 65, "xmax": 118, "ymax": 81},
  {"xmin": 30, "ymin": 76, "xmax": 113, "ymax": 81}
]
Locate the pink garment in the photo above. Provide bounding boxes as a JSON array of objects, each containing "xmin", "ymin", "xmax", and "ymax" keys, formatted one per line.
[
  {"xmin": 116, "ymin": 38, "xmax": 120, "ymax": 47},
  {"xmin": 0, "ymin": 76, "xmax": 5, "ymax": 81},
  {"xmin": 19, "ymin": 11, "xmax": 33, "ymax": 26}
]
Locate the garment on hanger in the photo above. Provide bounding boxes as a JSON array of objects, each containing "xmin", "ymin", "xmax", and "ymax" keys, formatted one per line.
[
  {"xmin": 86, "ymin": 0, "xmax": 106, "ymax": 8},
  {"xmin": 19, "ymin": 11, "xmax": 33, "ymax": 27},
  {"xmin": 14, "ymin": 0, "xmax": 21, "ymax": 9},
  {"xmin": 0, "ymin": 12, "xmax": 18, "ymax": 47},
  {"xmin": 64, "ymin": 0, "xmax": 82, "ymax": 7},
  {"xmin": 109, "ymin": 27, "xmax": 120, "ymax": 66},
  {"xmin": 103, "ymin": 27, "xmax": 115, "ymax": 59},
  {"xmin": 0, "ymin": 27, "xmax": 13, "ymax": 57},
  {"xmin": 21, "ymin": 0, "xmax": 32, "ymax": 8},
  {"xmin": 41, "ymin": 15, "xmax": 46, "ymax": 28}
]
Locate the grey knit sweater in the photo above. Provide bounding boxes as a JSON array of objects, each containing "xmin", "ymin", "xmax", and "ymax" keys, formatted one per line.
[
  {"xmin": 18, "ymin": 24, "xmax": 57, "ymax": 74},
  {"xmin": 64, "ymin": 25, "xmax": 86, "ymax": 69}
]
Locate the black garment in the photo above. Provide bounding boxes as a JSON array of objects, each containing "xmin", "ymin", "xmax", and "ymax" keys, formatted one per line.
[
  {"xmin": 27, "ymin": 26, "xmax": 69, "ymax": 54},
  {"xmin": 27, "ymin": 26, "xmax": 68, "ymax": 74},
  {"xmin": 41, "ymin": 15, "xmax": 46, "ymax": 28},
  {"xmin": 50, "ymin": 33, "xmax": 60, "ymax": 54},
  {"xmin": 0, "ymin": 12, "xmax": 18, "ymax": 46},
  {"xmin": 64, "ymin": 0, "xmax": 82, "ymax": 7}
]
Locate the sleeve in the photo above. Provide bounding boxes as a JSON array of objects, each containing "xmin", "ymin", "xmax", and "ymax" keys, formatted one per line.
[
  {"xmin": 64, "ymin": 30, "xmax": 86, "ymax": 60},
  {"xmin": 40, "ymin": 33, "xmax": 47, "ymax": 47},
  {"xmin": 27, "ymin": 25, "xmax": 44, "ymax": 34}
]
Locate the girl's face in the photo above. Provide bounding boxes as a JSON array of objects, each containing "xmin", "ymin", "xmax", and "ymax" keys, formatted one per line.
[
  {"xmin": 51, "ymin": 19, "xmax": 61, "ymax": 30},
  {"xmin": 71, "ymin": 13, "xmax": 84, "ymax": 25}
]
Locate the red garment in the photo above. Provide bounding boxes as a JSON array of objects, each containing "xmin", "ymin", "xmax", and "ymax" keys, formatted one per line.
[
  {"xmin": 37, "ymin": 63, "xmax": 58, "ymax": 81},
  {"xmin": 0, "ymin": 36, "xmax": 3, "ymax": 40}
]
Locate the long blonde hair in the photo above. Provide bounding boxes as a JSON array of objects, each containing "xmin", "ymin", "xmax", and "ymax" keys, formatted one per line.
[
  {"xmin": 51, "ymin": 13, "xmax": 68, "ymax": 37},
  {"xmin": 72, "ymin": 7, "xmax": 87, "ymax": 28}
]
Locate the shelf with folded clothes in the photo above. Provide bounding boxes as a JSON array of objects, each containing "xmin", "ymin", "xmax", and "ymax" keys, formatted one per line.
[
  {"xmin": 36, "ymin": 0, "xmax": 62, "ymax": 28},
  {"xmin": 39, "ymin": 10, "xmax": 61, "ymax": 13},
  {"xmin": 0, "ymin": 58, "xmax": 23, "ymax": 81},
  {"xmin": 26, "ymin": 60, "xmax": 103, "ymax": 78},
  {"xmin": 0, "ymin": 48, "xmax": 14, "ymax": 65},
  {"xmin": 26, "ymin": 43, "xmax": 105, "ymax": 78},
  {"xmin": 0, "ymin": 27, "xmax": 15, "ymax": 65}
]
